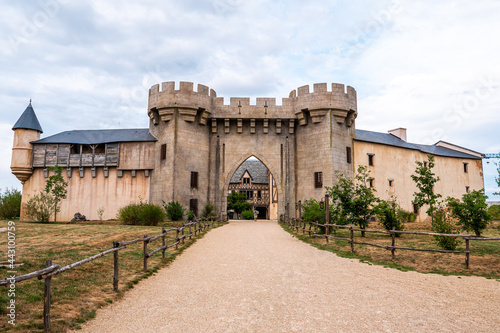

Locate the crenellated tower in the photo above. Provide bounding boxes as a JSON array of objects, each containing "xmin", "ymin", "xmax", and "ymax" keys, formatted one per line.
[
  {"xmin": 11, "ymin": 101, "xmax": 43, "ymax": 183},
  {"xmin": 147, "ymin": 81, "xmax": 357, "ymax": 218}
]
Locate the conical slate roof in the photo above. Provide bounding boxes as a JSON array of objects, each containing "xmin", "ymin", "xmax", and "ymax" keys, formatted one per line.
[{"xmin": 12, "ymin": 102, "xmax": 43, "ymax": 133}]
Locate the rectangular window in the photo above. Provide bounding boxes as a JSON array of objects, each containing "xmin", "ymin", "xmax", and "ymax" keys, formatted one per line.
[
  {"xmin": 314, "ymin": 172, "xmax": 323, "ymax": 188},
  {"xmin": 160, "ymin": 144, "xmax": 167, "ymax": 160},
  {"xmin": 368, "ymin": 154, "xmax": 374, "ymax": 166},
  {"xmin": 346, "ymin": 147, "xmax": 352, "ymax": 164},
  {"xmin": 189, "ymin": 199, "xmax": 198, "ymax": 217},
  {"xmin": 413, "ymin": 204, "xmax": 419, "ymax": 214},
  {"xmin": 240, "ymin": 190, "xmax": 253, "ymax": 199},
  {"xmin": 258, "ymin": 190, "xmax": 261, "ymax": 199},
  {"xmin": 388, "ymin": 179, "xmax": 394, "ymax": 187},
  {"xmin": 466, "ymin": 186, "xmax": 470, "ymax": 193},
  {"xmin": 463, "ymin": 162, "xmax": 468, "ymax": 173},
  {"xmin": 190, "ymin": 171, "xmax": 198, "ymax": 188},
  {"xmin": 243, "ymin": 178, "xmax": 250, "ymax": 184},
  {"xmin": 369, "ymin": 178, "xmax": 374, "ymax": 188},
  {"xmin": 424, "ymin": 161, "xmax": 428, "ymax": 168}
]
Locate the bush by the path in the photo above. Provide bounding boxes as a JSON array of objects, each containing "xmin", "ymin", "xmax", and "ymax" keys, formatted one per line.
[
  {"xmin": 163, "ymin": 200, "xmax": 185, "ymax": 221},
  {"xmin": 118, "ymin": 203, "xmax": 165, "ymax": 226},
  {"xmin": 242, "ymin": 209, "xmax": 254, "ymax": 220}
]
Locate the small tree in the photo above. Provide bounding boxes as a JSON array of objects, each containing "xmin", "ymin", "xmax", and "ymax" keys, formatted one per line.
[
  {"xmin": 202, "ymin": 201, "xmax": 217, "ymax": 218},
  {"xmin": 447, "ymin": 190, "xmax": 492, "ymax": 237},
  {"xmin": 97, "ymin": 207, "xmax": 105, "ymax": 221},
  {"xmin": 328, "ymin": 166, "xmax": 378, "ymax": 236},
  {"xmin": 26, "ymin": 191, "xmax": 55, "ymax": 223},
  {"xmin": 0, "ymin": 188, "xmax": 22, "ymax": 219},
  {"xmin": 411, "ymin": 154, "xmax": 441, "ymax": 225},
  {"xmin": 163, "ymin": 200, "xmax": 185, "ymax": 221},
  {"xmin": 375, "ymin": 196, "xmax": 404, "ymax": 234},
  {"xmin": 227, "ymin": 191, "xmax": 252, "ymax": 219},
  {"xmin": 432, "ymin": 204, "xmax": 460, "ymax": 250},
  {"xmin": 45, "ymin": 165, "xmax": 68, "ymax": 223}
]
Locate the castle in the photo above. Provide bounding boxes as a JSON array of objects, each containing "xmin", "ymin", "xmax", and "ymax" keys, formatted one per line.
[{"xmin": 11, "ymin": 82, "xmax": 484, "ymax": 221}]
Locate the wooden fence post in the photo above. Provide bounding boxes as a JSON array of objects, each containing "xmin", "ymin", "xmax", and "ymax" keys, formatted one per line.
[
  {"xmin": 161, "ymin": 228, "xmax": 166, "ymax": 259},
  {"xmin": 350, "ymin": 226, "xmax": 354, "ymax": 253},
  {"xmin": 465, "ymin": 237, "xmax": 470, "ymax": 269},
  {"xmin": 113, "ymin": 241, "xmax": 119, "ymax": 292},
  {"xmin": 325, "ymin": 193, "xmax": 329, "ymax": 236},
  {"xmin": 189, "ymin": 223, "xmax": 192, "ymax": 239},
  {"xmin": 44, "ymin": 259, "xmax": 52, "ymax": 332},
  {"xmin": 175, "ymin": 229, "xmax": 179, "ymax": 250},
  {"xmin": 391, "ymin": 228, "xmax": 396, "ymax": 259},
  {"xmin": 181, "ymin": 224, "xmax": 185, "ymax": 244},
  {"xmin": 143, "ymin": 234, "xmax": 148, "ymax": 271},
  {"xmin": 298, "ymin": 200, "xmax": 302, "ymax": 231}
]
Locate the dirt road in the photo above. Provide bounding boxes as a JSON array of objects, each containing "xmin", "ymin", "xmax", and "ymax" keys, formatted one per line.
[{"xmin": 79, "ymin": 220, "xmax": 500, "ymax": 332}]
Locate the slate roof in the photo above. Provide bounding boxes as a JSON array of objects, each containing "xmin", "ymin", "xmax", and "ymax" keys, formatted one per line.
[
  {"xmin": 355, "ymin": 129, "xmax": 482, "ymax": 160},
  {"xmin": 32, "ymin": 129, "xmax": 157, "ymax": 144},
  {"xmin": 230, "ymin": 160, "xmax": 269, "ymax": 184},
  {"xmin": 12, "ymin": 102, "xmax": 43, "ymax": 133}
]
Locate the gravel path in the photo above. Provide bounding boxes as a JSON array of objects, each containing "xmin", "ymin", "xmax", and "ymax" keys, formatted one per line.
[{"xmin": 79, "ymin": 220, "xmax": 500, "ymax": 332}]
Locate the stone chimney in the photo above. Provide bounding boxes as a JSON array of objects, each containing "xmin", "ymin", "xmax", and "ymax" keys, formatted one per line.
[{"xmin": 388, "ymin": 128, "xmax": 407, "ymax": 142}]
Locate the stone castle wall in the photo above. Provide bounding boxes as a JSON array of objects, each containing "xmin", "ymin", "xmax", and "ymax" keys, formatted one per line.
[{"xmin": 148, "ymin": 81, "xmax": 357, "ymax": 217}]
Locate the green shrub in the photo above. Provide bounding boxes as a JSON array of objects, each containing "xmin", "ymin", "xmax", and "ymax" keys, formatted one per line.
[
  {"xmin": 447, "ymin": 190, "xmax": 492, "ymax": 237},
  {"xmin": 187, "ymin": 210, "xmax": 195, "ymax": 221},
  {"xmin": 398, "ymin": 209, "xmax": 416, "ymax": 222},
  {"xmin": 139, "ymin": 204, "xmax": 165, "ymax": 226},
  {"xmin": 302, "ymin": 199, "xmax": 325, "ymax": 224},
  {"xmin": 118, "ymin": 203, "xmax": 165, "ymax": 226},
  {"xmin": 202, "ymin": 201, "xmax": 217, "ymax": 218},
  {"xmin": 0, "ymin": 187, "xmax": 22, "ymax": 219},
  {"xmin": 242, "ymin": 209, "xmax": 254, "ymax": 220},
  {"xmin": 163, "ymin": 200, "xmax": 185, "ymax": 221},
  {"xmin": 376, "ymin": 198, "xmax": 404, "ymax": 234},
  {"xmin": 432, "ymin": 206, "xmax": 460, "ymax": 250},
  {"xmin": 488, "ymin": 204, "xmax": 500, "ymax": 220},
  {"xmin": 25, "ymin": 191, "xmax": 55, "ymax": 223}
]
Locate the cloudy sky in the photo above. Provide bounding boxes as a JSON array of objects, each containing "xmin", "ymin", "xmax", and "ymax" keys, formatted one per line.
[{"xmin": 1, "ymin": 0, "xmax": 499, "ymax": 199}]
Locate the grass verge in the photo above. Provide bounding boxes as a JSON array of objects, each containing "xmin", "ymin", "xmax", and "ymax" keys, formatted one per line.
[
  {"xmin": 0, "ymin": 219, "xmax": 225, "ymax": 332},
  {"xmin": 280, "ymin": 220, "xmax": 500, "ymax": 281}
]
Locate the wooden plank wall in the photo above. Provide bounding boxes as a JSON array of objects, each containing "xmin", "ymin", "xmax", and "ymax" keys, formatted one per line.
[{"xmin": 32, "ymin": 143, "xmax": 120, "ymax": 168}]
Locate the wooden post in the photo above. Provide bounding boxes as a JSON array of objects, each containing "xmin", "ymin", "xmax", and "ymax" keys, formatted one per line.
[
  {"xmin": 350, "ymin": 226, "xmax": 354, "ymax": 253},
  {"xmin": 465, "ymin": 237, "xmax": 470, "ymax": 269},
  {"xmin": 175, "ymin": 229, "xmax": 180, "ymax": 250},
  {"xmin": 391, "ymin": 228, "xmax": 396, "ymax": 260},
  {"xmin": 181, "ymin": 224, "xmax": 185, "ymax": 244},
  {"xmin": 113, "ymin": 242, "xmax": 119, "ymax": 292},
  {"xmin": 298, "ymin": 200, "xmax": 302, "ymax": 231},
  {"xmin": 189, "ymin": 223, "xmax": 192, "ymax": 239},
  {"xmin": 325, "ymin": 194, "xmax": 330, "ymax": 242},
  {"xmin": 44, "ymin": 259, "xmax": 52, "ymax": 332},
  {"xmin": 143, "ymin": 235, "xmax": 148, "ymax": 272},
  {"xmin": 161, "ymin": 228, "xmax": 166, "ymax": 259}
]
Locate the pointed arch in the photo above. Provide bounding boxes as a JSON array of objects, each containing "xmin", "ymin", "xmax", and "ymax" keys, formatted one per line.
[{"xmin": 223, "ymin": 153, "xmax": 280, "ymax": 192}]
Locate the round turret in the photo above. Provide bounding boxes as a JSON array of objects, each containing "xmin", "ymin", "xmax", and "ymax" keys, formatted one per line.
[{"xmin": 11, "ymin": 101, "xmax": 43, "ymax": 183}]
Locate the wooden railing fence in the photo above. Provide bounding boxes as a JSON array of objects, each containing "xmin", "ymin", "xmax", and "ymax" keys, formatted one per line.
[
  {"xmin": 280, "ymin": 215, "xmax": 500, "ymax": 270},
  {"xmin": 0, "ymin": 217, "xmax": 221, "ymax": 332}
]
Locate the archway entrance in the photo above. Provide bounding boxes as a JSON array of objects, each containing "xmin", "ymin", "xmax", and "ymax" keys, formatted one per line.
[{"xmin": 226, "ymin": 156, "xmax": 278, "ymax": 220}]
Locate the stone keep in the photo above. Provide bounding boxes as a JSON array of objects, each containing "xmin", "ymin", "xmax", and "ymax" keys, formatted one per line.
[{"xmin": 147, "ymin": 82, "xmax": 357, "ymax": 217}]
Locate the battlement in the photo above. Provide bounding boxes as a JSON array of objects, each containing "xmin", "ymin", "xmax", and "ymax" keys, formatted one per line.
[
  {"xmin": 288, "ymin": 83, "xmax": 356, "ymax": 99},
  {"xmin": 148, "ymin": 81, "xmax": 357, "ymax": 126}
]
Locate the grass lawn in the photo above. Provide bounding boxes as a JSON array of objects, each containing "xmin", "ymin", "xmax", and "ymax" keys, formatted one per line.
[
  {"xmin": 281, "ymin": 219, "xmax": 500, "ymax": 280},
  {"xmin": 0, "ymin": 219, "xmax": 221, "ymax": 332}
]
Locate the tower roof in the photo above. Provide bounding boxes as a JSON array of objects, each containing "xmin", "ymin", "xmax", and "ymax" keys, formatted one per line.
[{"xmin": 12, "ymin": 102, "xmax": 43, "ymax": 133}]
